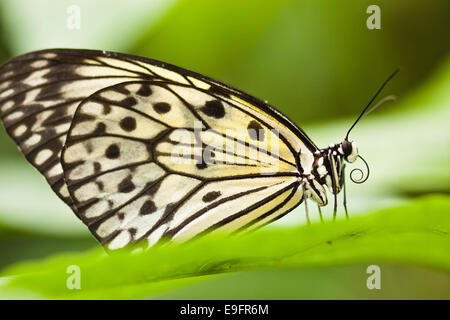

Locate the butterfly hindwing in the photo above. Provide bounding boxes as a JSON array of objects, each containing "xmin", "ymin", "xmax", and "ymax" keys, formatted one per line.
[{"xmin": 62, "ymin": 80, "xmax": 303, "ymax": 249}]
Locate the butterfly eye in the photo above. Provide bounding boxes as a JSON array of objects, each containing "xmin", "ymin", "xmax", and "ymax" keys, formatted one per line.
[{"xmin": 341, "ymin": 140, "xmax": 353, "ymax": 157}]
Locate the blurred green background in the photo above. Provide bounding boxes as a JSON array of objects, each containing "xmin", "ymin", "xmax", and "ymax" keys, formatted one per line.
[{"xmin": 0, "ymin": 0, "xmax": 448, "ymax": 299}]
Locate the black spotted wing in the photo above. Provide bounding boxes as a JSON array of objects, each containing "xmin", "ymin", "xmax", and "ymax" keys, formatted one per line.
[{"xmin": 0, "ymin": 49, "xmax": 320, "ymax": 249}]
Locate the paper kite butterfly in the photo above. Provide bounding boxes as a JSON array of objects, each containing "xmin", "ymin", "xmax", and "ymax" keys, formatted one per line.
[{"xmin": 0, "ymin": 49, "xmax": 398, "ymax": 250}]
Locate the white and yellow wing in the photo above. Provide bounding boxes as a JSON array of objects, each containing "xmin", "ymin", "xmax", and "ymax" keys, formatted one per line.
[{"xmin": 0, "ymin": 49, "xmax": 318, "ymax": 249}]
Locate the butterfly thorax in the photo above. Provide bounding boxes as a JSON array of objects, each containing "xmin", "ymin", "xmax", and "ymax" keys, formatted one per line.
[{"xmin": 302, "ymin": 140, "xmax": 358, "ymax": 207}]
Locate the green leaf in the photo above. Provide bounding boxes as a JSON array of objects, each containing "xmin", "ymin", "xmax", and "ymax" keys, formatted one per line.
[{"xmin": 1, "ymin": 195, "xmax": 448, "ymax": 299}]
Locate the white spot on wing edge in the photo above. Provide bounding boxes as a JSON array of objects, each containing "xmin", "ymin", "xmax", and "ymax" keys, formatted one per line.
[
  {"xmin": 96, "ymin": 57, "xmax": 150, "ymax": 74},
  {"xmin": 0, "ymin": 89, "xmax": 14, "ymax": 98},
  {"xmin": 2, "ymin": 70, "xmax": 14, "ymax": 78},
  {"xmin": 4, "ymin": 110, "xmax": 23, "ymax": 122},
  {"xmin": 41, "ymin": 52, "xmax": 57, "ymax": 59},
  {"xmin": 59, "ymin": 184, "xmax": 70, "ymax": 198},
  {"xmin": 147, "ymin": 65, "xmax": 189, "ymax": 84},
  {"xmin": 46, "ymin": 163, "xmax": 63, "ymax": 177},
  {"xmin": 74, "ymin": 65, "xmax": 137, "ymax": 78},
  {"xmin": 35, "ymin": 149, "xmax": 53, "ymax": 165},
  {"xmin": 108, "ymin": 231, "xmax": 130, "ymax": 250},
  {"xmin": 84, "ymin": 200, "xmax": 110, "ymax": 218},
  {"xmin": 95, "ymin": 215, "xmax": 121, "ymax": 238},
  {"xmin": 31, "ymin": 60, "xmax": 49, "ymax": 68},
  {"xmin": 23, "ymin": 134, "xmax": 42, "ymax": 148},
  {"xmin": 187, "ymin": 76, "xmax": 211, "ymax": 90},
  {"xmin": 14, "ymin": 124, "xmax": 27, "ymax": 137},
  {"xmin": 0, "ymin": 100, "xmax": 14, "ymax": 113},
  {"xmin": 0, "ymin": 80, "xmax": 11, "ymax": 91}
]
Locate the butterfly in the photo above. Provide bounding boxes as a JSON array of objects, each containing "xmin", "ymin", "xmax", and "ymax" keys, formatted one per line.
[{"xmin": 0, "ymin": 49, "xmax": 398, "ymax": 250}]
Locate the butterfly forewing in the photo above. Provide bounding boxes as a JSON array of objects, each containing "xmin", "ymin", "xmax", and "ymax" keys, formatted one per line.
[{"xmin": 0, "ymin": 49, "xmax": 318, "ymax": 249}]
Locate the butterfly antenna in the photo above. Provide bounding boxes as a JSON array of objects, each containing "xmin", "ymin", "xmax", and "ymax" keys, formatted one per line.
[
  {"xmin": 345, "ymin": 68, "xmax": 400, "ymax": 140},
  {"xmin": 359, "ymin": 95, "xmax": 397, "ymax": 122}
]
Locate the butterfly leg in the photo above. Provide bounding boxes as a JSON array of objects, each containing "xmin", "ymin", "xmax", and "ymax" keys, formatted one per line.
[
  {"xmin": 343, "ymin": 169, "xmax": 349, "ymax": 220},
  {"xmin": 305, "ymin": 199, "xmax": 311, "ymax": 225},
  {"xmin": 317, "ymin": 204, "xmax": 324, "ymax": 223},
  {"xmin": 302, "ymin": 183, "xmax": 311, "ymax": 225},
  {"xmin": 333, "ymin": 193, "xmax": 337, "ymax": 221}
]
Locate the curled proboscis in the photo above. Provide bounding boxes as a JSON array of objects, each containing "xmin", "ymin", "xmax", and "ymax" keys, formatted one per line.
[{"xmin": 350, "ymin": 155, "xmax": 370, "ymax": 184}]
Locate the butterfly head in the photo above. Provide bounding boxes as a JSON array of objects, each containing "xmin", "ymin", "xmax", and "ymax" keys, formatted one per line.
[
  {"xmin": 332, "ymin": 69, "xmax": 400, "ymax": 190},
  {"xmin": 317, "ymin": 143, "xmax": 349, "ymax": 195},
  {"xmin": 341, "ymin": 140, "xmax": 358, "ymax": 163}
]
